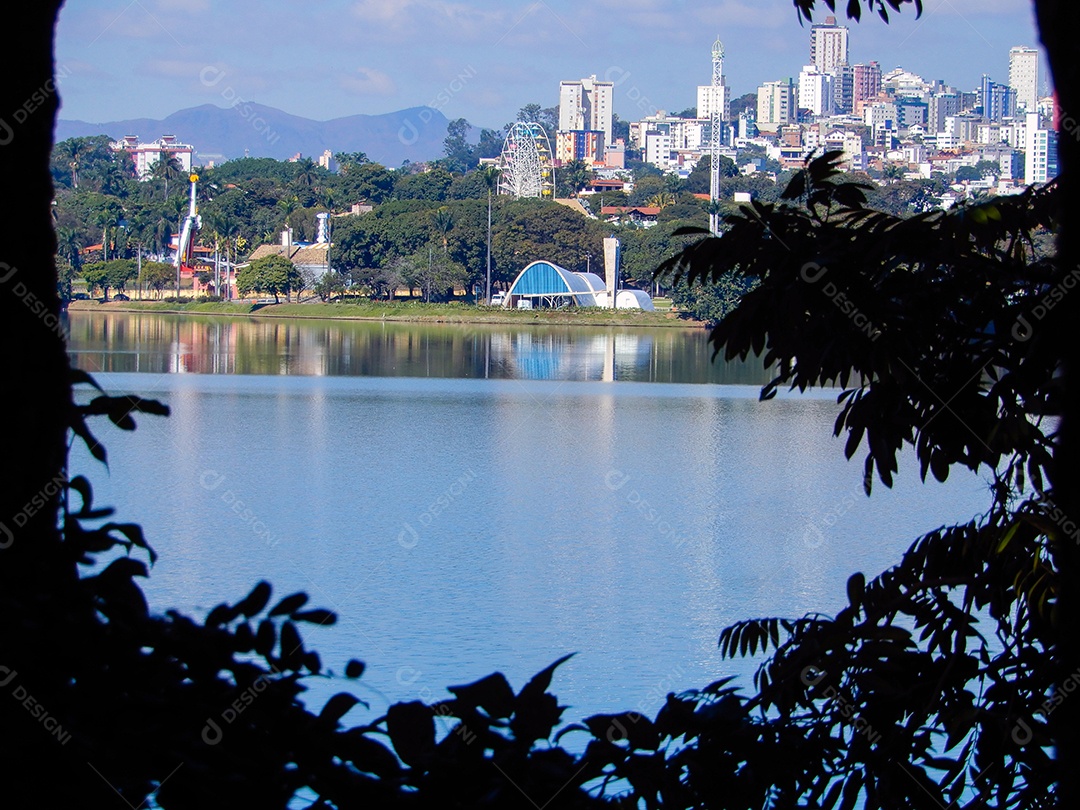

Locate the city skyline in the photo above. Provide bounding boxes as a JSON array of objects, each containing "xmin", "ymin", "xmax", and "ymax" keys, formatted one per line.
[{"xmin": 56, "ymin": 0, "xmax": 1043, "ymax": 131}]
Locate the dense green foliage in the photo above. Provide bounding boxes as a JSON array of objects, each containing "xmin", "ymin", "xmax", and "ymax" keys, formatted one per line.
[
  {"xmin": 236, "ymin": 254, "xmax": 303, "ymax": 303},
  {"xmin": 669, "ymin": 270, "xmax": 758, "ymax": 324},
  {"xmin": 654, "ymin": 152, "xmax": 1061, "ymax": 805},
  {"xmin": 81, "ymin": 258, "xmax": 136, "ymax": 299}
]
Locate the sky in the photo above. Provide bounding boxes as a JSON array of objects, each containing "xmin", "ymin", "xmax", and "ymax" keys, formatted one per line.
[{"xmin": 55, "ymin": 0, "xmax": 1045, "ymax": 130}]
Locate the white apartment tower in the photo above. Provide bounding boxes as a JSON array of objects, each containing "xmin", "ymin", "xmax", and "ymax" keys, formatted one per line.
[
  {"xmin": 696, "ymin": 83, "xmax": 731, "ymax": 122},
  {"xmin": 810, "ymin": 16, "xmax": 849, "ymax": 74},
  {"xmin": 1009, "ymin": 46, "xmax": 1039, "ymax": 113},
  {"xmin": 757, "ymin": 79, "xmax": 796, "ymax": 133},
  {"xmin": 1025, "ymin": 111, "xmax": 1058, "ymax": 184},
  {"xmin": 558, "ymin": 76, "xmax": 614, "ymax": 147},
  {"xmin": 799, "ymin": 64, "xmax": 835, "ymax": 117}
]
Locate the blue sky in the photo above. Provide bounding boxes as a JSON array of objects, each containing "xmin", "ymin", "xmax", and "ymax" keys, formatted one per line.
[{"xmin": 56, "ymin": 0, "xmax": 1044, "ymax": 129}]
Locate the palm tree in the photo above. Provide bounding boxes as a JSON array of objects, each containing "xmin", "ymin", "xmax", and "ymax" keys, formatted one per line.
[
  {"xmin": 54, "ymin": 137, "xmax": 86, "ymax": 188},
  {"xmin": 477, "ymin": 165, "xmax": 500, "ymax": 303},
  {"xmin": 647, "ymin": 192, "xmax": 676, "ymax": 209},
  {"xmin": 94, "ymin": 208, "xmax": 118, "ymax": 261},
  {"xmin": 277, "ymin": 195, "xmax": 299, "ymax": 229},
  {"xmin": 149, "ymin": 215, "xmax": 174, "ymax": 261},
  {"xmin": 55, "ymin": 226, "xmax": 82, "ymax": 269},
  {"xmin": 561, "ymin": 160, "xmax": 592, "ymax": 197},
  {"xmin": 293, "ymin": 158, "xmax": 318, "ymax": 188},
  {"xmin": 318, "ymin": 186, "xmax": 337, "ymax": 211},
  {"xmin": 430, "ymin": 206, "xmax": 454, "ymax": 255},
  {"xmin": 152, "ymin": 154, "xmax": 183, "ymax": 198}
]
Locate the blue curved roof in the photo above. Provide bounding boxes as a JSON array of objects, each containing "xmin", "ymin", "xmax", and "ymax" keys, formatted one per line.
[{"xmin": 506, "ymin": 261, "xmax": 598, "ymax": 306}]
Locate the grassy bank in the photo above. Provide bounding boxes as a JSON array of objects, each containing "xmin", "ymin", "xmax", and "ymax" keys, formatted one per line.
[{"xmin": 68, "ymin": 299, "xmax": 701, "ymax": 328}]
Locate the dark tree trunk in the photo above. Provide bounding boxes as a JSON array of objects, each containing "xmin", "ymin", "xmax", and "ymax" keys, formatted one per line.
[
  {"xmin": 0, "ymin": 1, "xmax": 67, "ymax": 593},
  {"xmin": 0, "ymin": 4, "xmax": 110, "ymax": 803},
  {"xmin": 1034, "ymin": 0, "xmax": 1080, "ymax": 801}
]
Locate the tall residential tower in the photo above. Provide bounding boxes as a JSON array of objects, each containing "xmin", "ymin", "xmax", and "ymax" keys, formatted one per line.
[
  {"xmin": 810, "ymin": 16, "xmax": 849, "ymax": 74},
  {"xmin": 1009, "ymin": 46, "xmax": 1039, "ymax": 113},
  {"xmin": 558, "ymin": 76, "xmax": 614, "ymax": 148}
]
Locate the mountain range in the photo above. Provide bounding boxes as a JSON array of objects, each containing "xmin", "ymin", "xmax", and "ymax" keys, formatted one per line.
[{"xmin": 55, "ymin": 103, "xmax": 452, "ymax": 166}]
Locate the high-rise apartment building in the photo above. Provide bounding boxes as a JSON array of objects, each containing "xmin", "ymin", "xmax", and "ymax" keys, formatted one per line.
[
  {"xmin": 864, "ymin": 101, "xmax": 898, "ymax": 145},
  {"xmin": 798, "ymin": 65, "xmax": 835, "ymax": 117},
  {"xmin": 980, "ymin": 75, "xmax": 1016, "ymax": 122},
  {"xmin": 757, "ymin": 79, "xmax": 796, "ymax": 133},
  {"xmin": 928, "ymin": 92, "xmax": 962, "ymax": 134},
  {"xmin": 810, "ymin": 16, "xmax": 849, "ymax": 74},
  {"xmin": 696, "ymin": 84, "xmax": 730, "ymax": 122},
  {"xmin": 1025, "ymin": 111, "xmax": 1059, "ymax": 184},
  {"xmin": 852, "ymin": 62, "xmax": 882, "ymax": 112},
  {"xmin": 558, "ymin": 76, "xmax": 614, "ymax": 147},
  {"xmin": 1009, "ymin": 46, "xmax": 1039, "ymax": 113},
  {"xmin": 830, "ymin": 64, "xmax": 854, "ymax": 115}
]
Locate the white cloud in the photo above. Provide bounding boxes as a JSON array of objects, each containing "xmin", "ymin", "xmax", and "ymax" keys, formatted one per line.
[
  {"xmin": 350, "ymin": 0, "xmax": 506, "ymax": 40},
  {"xmin": 340, "ymin": 66, "xmax": 397, "ymax": 96}
]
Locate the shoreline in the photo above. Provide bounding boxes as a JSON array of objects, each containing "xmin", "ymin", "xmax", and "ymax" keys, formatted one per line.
[{"xmin": 67, "ymin": 300, "xmax": 707, "ymax": 329}]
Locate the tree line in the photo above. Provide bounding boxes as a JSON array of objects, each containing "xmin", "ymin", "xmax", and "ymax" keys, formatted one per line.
[{"xmin": 55, "ymin": 122, "xmax": 988, "ymax": 315}]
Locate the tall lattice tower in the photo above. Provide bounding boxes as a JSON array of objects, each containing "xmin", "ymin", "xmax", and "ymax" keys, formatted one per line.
[{"xmin": 709, "ymin": 36, "xmax": 724, "ymax": 235}]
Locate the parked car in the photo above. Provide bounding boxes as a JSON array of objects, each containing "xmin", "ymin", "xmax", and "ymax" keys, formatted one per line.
[
  {"xmin": 113, "ymin": 293, "xmax": 130, "ymax": 301},
  {"xmin": 490, "ymin": 292, "xmax": 506, "ymax": 306},
  {"xmin": 72, "ymin": 292, "xmax": 89, "ymax": 300}
]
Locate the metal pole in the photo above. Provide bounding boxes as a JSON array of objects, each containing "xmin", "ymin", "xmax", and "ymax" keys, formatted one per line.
[
  {"xmin": 175, "ymin": 217, "xmax": 181, "ymax": 298},
  {"xmin": 485, "ymin": 186, "xmax": 492, "ymax": 304}
]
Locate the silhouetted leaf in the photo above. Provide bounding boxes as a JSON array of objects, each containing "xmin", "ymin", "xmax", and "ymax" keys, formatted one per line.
[
  {"xmin": 293, "ymin": 608, "xmax": 337, "ymax": 626},
  {"xmin": 269, "ymin": 592, "xmax": 309, "ymax": 617},
  {"xmin": 448, "ymin": 672, "xmax": 516, "ymax": 719},
  {"xmin": 235, "ymin": 581, "xmax": 272, "ymax": 617},
  {"xmin": 345, "ymin": 659, "xmax": 366, "ymax": 679},
  {"xmin": 255, "ymin": 620, "xmax": 276, "ymax": 656},
  {"xmin": 320, "ymin": 692, "xmax": 361, "ymax": 725},
  {"xmin": 386, "ymin": 701, "xmax": 435, "ymax": 767}
]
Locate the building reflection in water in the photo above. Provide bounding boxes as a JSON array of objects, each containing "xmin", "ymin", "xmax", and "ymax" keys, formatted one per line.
[{"xmin": 67, "ymin": 312, "xmax": 773, "ymax": 386}]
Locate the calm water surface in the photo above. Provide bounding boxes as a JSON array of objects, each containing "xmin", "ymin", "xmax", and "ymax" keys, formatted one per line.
[{"xmin": 67, "ymin": 311, "xmax": 990, "ymax": 726}]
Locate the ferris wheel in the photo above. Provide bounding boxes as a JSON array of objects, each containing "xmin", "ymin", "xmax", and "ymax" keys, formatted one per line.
[{"xmin": 497, "ymin": 122, "xmax": 554, "ymax": 199}]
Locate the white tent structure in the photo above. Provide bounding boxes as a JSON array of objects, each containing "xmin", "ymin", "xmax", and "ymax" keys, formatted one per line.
[{"xmin": 595, "ymin": 289, "xmax": 656, "ymax": 310}]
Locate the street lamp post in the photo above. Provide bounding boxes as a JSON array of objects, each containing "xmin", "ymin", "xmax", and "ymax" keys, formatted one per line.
[{"xmin": 485, "ymin": 183, "xmax": 492, "ymax": 304}]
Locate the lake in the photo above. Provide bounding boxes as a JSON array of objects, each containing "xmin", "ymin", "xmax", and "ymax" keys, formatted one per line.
[{"xmin": 67, "ymin": 310, "xmax": 990, "ymax": 728}]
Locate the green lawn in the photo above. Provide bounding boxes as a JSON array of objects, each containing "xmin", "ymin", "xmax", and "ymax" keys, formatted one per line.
[{"xmin": 69, "ymin": 299, "xmax": 701, "ymax": 327}]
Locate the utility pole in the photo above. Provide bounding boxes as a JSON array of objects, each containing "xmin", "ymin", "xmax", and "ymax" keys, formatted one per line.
[{"xmin": 485, "ymin": 182, "xmax": 492, "ymax": 304}]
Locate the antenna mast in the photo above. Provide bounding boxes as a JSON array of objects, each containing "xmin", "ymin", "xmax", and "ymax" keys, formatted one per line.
[{"xmin": 709, "ymin": 36, "xmax": 724, "ymax": 236}]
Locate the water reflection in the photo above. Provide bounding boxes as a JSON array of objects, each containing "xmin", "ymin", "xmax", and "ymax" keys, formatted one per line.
[{"xmin": 67, "ymin": 311, "xmax": 773, "ymax": 385}]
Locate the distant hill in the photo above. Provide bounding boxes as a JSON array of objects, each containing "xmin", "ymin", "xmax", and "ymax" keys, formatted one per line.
[{"xmin": 55, "ymin": 103, "xmax": 450, "ymax": 167}]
